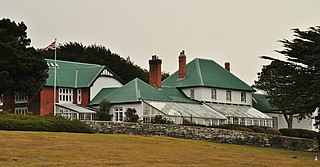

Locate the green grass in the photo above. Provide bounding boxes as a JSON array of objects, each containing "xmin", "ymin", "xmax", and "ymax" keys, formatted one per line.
[{"xmin": 0, "ymin": 130, "xmax": 318, "ymax": 167}]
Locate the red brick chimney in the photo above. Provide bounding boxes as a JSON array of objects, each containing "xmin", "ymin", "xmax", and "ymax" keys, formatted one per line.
[
  {"xmin": 225, "ymin": 62, "xmax": 230, "ymax": 72},
  {"xmin": 178, "ymin": 50, "xmax": 186, "ymax": 79},
  {"xmin": 149, "ymin": 55, "xmax": 162, "ymax": 88}
]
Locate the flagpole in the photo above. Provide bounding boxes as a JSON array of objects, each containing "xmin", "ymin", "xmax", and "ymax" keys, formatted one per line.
[{"xmin": 53, "ymin": 38, "xmax": 57, "ymax": 115}]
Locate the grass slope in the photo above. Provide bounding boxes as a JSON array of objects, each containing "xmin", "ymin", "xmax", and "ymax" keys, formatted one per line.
[{"xmin": 0, "ymin": 130, "xmax": 318, "ymax": 167}]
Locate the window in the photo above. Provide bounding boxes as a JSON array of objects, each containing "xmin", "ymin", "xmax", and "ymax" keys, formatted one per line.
[
  {"xmin": 240, "ymin": 118, "xmax": 245, "ymax": 125},
  {"xmin": 226, "ymin": 91, "xmax": 231, "ymax": 102},
  {"xmin": 272, "ymin": 117, "xmax": 278, "ymax": 129},
  {"xmin": 56, "ymin": 108, "xmax": 77, "ymax": 120},
  {"xmin": 0, "ymin": 94, "xmax": 3, "ymax": 106},
  {"xmin": 77, "ymin": 89, "xmax": 82, "ymax": 104},
  {"xmin": 211, "ymin": 89, "xmax": 216, "ymax": 100},
  {"xmin": 114, "ymin": 107, "xmax": 123, "ymax": 121},
  {"xmin": 241, "ymin": 92, "xmax": 246, "ymax": 103},
  {"xmin": 190, "ymin": 89, "xmax": 195, "ymax": 99},
  {"xmin": 233, "ymin": 117, "xmax": 239, "ymax": 125},
  {"xmin": 15, "ymin": 107, "xmax": 28, "ymax": 114},
  {"xmin": 59, "ymin": 88, "xmax": 73, "ymax": 104},
  {"xmin": 15, "ymin": 92, "xmax": 28, "ymax": 104}
]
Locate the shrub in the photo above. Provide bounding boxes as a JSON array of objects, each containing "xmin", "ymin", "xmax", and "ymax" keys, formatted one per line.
[
  {"xmin": 251, "ymin": 125, "xmax": 266, "ymax": 133},
  {"xmin": 279, "ymin": 128, "xmax": 317, "ymax": 139},
  {"xmin": 0, "ymin": 113, "xmax": 94, "ymax": 133},
  {"xmin": 266, "ymin": 128, "xmax": 281, "ymax": 135},
  {"xmin": 152, "ymin": 115, "xmax": 173, "ymax": 124},
  {"xmin": 124, "ymin": 108, "xmax": 139, "ymax": 122}
]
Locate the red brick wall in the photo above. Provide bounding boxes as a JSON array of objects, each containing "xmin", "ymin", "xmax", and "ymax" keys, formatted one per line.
[
  {"xmin": 39, "ymin": 87, "xmax": 54, "ymax": 116},
  {"xmin": 28, "ymin": 92, "xmax": 40, "ymax": 115},
  {"xmin": 149, "ymin": 55, "xmax": 162, "ymax": 88},
  {"xmin": 82, "ymin": 88, "xmax": 89, "ymax": 107}
]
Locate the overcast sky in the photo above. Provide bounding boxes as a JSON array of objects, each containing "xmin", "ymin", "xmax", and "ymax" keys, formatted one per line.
[{"xmin": 1, "ymin": 0, "xmax": 320, "ymax": 85}]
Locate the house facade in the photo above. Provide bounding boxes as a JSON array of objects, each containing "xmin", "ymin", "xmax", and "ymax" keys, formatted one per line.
[
  {"xmin": 90, "ymin": 51, "xmax": 272, "ymax": 127},
  {"xmin": 253, "ymin": 91, "xmax": 319, "ymax": 131},
  {"xmin": 0, "ymin": 59, "xmax": 123, "ymax": 120}
]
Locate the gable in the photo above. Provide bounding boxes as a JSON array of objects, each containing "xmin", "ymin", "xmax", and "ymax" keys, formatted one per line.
[{"xmin": 45, "ymin": 59, "xmax": 122, "ymax": 88}]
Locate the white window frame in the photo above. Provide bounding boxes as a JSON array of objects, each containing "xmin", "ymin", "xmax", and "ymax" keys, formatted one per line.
[
  {"xmin": 15, "ymin": 92, "xmax": 28, "ymax": 104},
  {"xmin": 226, "ymin": 90, "xmax": 231, "ymax": 102},
  {"xmin": 190, "ymin": 89, "xmax": 195, "ymax": 99},
  {"xmin": 211, "ymin": 89, "xmax": 216, "ymax": 100},
  {"xmin": 59, "ymin": 88, "xmax": 73, "ymax": 104},
  {"xmin": 114, "ymin": 107, "xmax": 123, "ymax": 122},
  {"xmin": 77, "ymin": 89, "xmax": 82, "ymax": 105},
  {"xmin": 15, "ymin": 107, "xmax": 28, "ymax": 115},
  {"xmin": 241, "ymin": 92, "xmax": 246, "ymax": 103}
]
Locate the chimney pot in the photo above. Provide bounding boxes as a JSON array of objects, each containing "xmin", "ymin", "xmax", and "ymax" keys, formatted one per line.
[{"xmin": 225, "ymin": 62, "xmax": 230, "ymax": 72}]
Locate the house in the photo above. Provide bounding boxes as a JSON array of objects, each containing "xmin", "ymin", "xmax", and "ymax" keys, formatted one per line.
[
  {"xmin": 90, "ymin": 51, "xmax": 272, "ymax": 126},
  {"xmin": 253, "ymin": 91, "xmax": 319, "ymax": 131},
  {"xmin": 0, "ymin": 59, "xmax": 123, "ymax": 120}
]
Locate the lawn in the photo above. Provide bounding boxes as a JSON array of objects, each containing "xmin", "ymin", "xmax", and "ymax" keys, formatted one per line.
[{"xmin": 0, "ymin": 130, "xmax": 318, "ymax": 167}]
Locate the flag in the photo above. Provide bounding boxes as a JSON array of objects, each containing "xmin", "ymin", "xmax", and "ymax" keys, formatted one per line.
[{"xmin": 41, "ymin": 41, "xmax": 56, "ymax": 51}]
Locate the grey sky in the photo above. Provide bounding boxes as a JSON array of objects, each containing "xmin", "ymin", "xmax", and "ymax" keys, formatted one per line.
[{"xmin": 1, "ymin": 0, "xmax": 320, "ymax": 85}]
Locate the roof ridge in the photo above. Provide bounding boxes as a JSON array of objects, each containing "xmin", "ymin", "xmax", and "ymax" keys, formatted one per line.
[
  {"xmin": 195, "ymin": 59, "xmax": 204, "ymax": 85},
  {"xmin": 46, "ymin": 59, "xmax": 104, "ymax": 67}
]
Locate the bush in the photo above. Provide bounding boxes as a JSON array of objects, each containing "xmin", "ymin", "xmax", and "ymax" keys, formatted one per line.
[
  {"xmin": 251, "ymin": 125, "xmax": 266, "ymax": 133},
  {"xmin": 124, "ymin": 108, "xmax": 139, "ymax": 122},
  {"xmin": 0, "ymin": 114, "xmax": 94, "ymax": 133},
  {"xmin": 279, "ymin": 128, "xmax": 317, "ymax": 139},
  {"xmin": 266, "ymin": 128, "xmax": 281, "ymax": 135},
  {"xmin": 152, "ymin": 115, "xmax": 174, "ymax": 124}
]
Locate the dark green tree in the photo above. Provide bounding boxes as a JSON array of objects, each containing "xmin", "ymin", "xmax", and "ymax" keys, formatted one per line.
[
  {"xmin": 161, "ymin": 71, "xmax": 170, "ymax": 81},
  {"xmin": 124, "ymin": 108, "xmax": 139, "ymax": 122},
  {"xmin": 41, "ymin": 42, "xmax": 149, "ymax": 83},
  {"xmin": 96, "ymin": 98, "xmax": 112, "ymax": 121},
  {"xmin": 0, "ymin": 18, "xmax": 48, "ymax": 96},
  {"xmin": 255, "ymin": 26, "xmax": 320, "ymax": 128}
]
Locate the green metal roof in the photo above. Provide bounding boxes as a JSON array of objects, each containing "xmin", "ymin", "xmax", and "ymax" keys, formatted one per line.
[
  {"xmin": 89, "ymin": 87, "xmax": 119, "ymax": 106},
  {"xmin": 46, "ymin": 59, "xmax": 121, "ymax": 88},
  {"xmin": 162, "ymin": 58, "xmax": 255, "ymax": 92},
  {"xmin": 160, "ymin": 86, "xmax": 197, "ymax": 103},
  {"xmin": 252, "ymin": 93, "xmax": 280, "ymax": 114},
  {"xmin": 98, "ymin": 78, "xmax": 174, "ymax": 104}
]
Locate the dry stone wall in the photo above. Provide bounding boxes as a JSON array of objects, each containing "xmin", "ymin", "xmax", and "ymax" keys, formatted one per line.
[{"xmin": 86, "ymin": 121, "xmax": 317, "ymax": 151}]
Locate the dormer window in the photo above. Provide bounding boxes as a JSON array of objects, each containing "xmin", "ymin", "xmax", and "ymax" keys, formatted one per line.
[
  {"xmin": 241, "ymin": 92, "xmax": 246, "ymax": 103},
  {"xmin": 226, "ymin": 90, "xmax": 231, "ymax": 102}
]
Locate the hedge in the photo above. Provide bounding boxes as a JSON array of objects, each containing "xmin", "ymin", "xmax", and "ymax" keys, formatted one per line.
[
  {"xmin": 0, "ymin": 114, "xmax": 95, "ymax": 133},
  {"xmin": 279, "ymin": 128, "xmax": 317, "ymax": 139}
]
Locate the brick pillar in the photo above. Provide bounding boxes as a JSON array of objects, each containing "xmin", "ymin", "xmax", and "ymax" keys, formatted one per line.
[
  {"xmin": 178, "ymin": 50, "xmax": 186, "ymax": 79},
  {"xmin": 149, "ymin": 55, "xmax": 162, "ymax": 88}
]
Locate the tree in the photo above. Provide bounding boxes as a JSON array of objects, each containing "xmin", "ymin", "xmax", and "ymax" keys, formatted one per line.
[
  {"xmin": 255, "ymin": 26, "xmax": 320, "ymax": 128},
  {"xmin": 0, "ymin": 18, "xmax": 48, "ymax": 96},
  {"xmin": 41, "ymin": 42, "xmax": 149, "ymax": 83},
  {"xmin": 96, "ymin": 98, "xmax": 112, "ymax": 121},
  {"xmin": 161, "ymin": 71, "xmax": 170, "ymax": 81},
  {"xmin": 124, "ymin": 108, "xmax": 139, "ymax": 122}
]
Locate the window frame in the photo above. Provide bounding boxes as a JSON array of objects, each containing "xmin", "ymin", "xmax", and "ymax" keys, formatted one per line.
[
  {"xmin": 226, "ymin": 90, "xmax": 231, "ymax": 102},
  {"xmin": 211, "ymin": 89, "xmax": 216, "ymax": 100},
  {"xmin": 59, "ymin": 88, "xmax": 73, "ymax": 104},
  {"xmin": 241, "ymin": 92, "xmax": 246, "ymax": 103},
  {"xmin": 114, "ymin": 107, "xmax": 124, "ymax": 122},
  {"xmin": 190, "ymin": 89, "xmax": 195, "ymax": 99},
  {"xmin": 77, "ymin": 89, "xmax": 82, "ymax": 105},
  {"xmin": 15, "ymin": 92, "xmax": 28, "ymax": 104},
  {"xmin": 15, "ymin": 107, "xmax": 28, "ymax": 115}
]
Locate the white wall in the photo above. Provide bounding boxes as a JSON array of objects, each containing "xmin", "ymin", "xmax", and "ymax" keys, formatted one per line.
[
  {"xmin": 90, "ymin": 76, "xmax": 123, "ymax": 101},
  {"xmin": 181, "ymin": 87, "xmax": 252, "ymax": 105},
  {"xmin": 110, "ymin": 103, "xmax": 142, "ymax": 122},
  {"xmin": 266, "ymin": 113, "xmax": 317, "ymax": 131}
]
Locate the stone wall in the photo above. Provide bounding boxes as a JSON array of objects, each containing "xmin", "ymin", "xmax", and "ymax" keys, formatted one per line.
[{"xmin": 86, "ymin": 121, "xmax": 317, "ymax": 151}]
